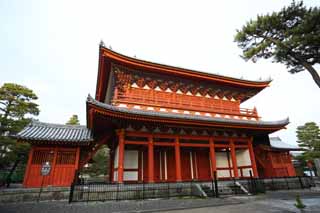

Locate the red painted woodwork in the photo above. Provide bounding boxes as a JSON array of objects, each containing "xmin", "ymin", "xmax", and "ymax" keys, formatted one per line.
[
  {"xmin": 117, "ymin": 130, "xmax": 125, "ymax": 183},
  {"xmin": 148, "ymin": 136, "xmax": 154, "ymax": 183},
  {"xmin": 174, "ymin": 138, "xmax": 182, "ymax": 181},
  {"xmin": 248, "ymin": 139, "xmax": 258, "ymax": 177},
  {"xmin": 114, "ymin": 87, "xmax": 260, "ymax": 120},
  {"xmin": 229, "ymin": 140, "xmax": 239, "ymax": 177},
  {"xmin": 142, "ymin": 150, "xmax": 148, "ymax": 182},
  {"xmin": 209, "ymin": 138, "xmax": 216, "ymax": 177},
  {"xmin": 166, "ymin": 149, "xmax": 176, "ymax": 181},
  {"xmin": 23, "ymin": 147, "xmax": 79, "ymax": 187},
  {"xmin": 180, "ymin": 150, "xmax": 192, "ymax": 181},
  {"xmin": 196, "ymin": 149, "xmax": 211, "ymax": 180},
  {"xmin": 254, "ymin": 146, "xmax": 296, "ymax": 178},
  {"xmin": 96, "ymin": 46, "xmax": 270, "ymax": 102},
  {"xmin": 154, "ymin": 150, "xmax": 160, "ymax": 182}
]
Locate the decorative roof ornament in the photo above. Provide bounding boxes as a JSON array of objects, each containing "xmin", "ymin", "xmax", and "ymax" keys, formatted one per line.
[{"xmin": 99, "ymin": 40, "xmax": 105, "ymax": 47}]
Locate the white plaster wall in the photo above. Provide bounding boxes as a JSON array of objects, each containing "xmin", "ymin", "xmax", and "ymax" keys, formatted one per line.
[
  {"xmin": 114, "ymin": 145, "xmax": 119, "ymax": 169},
  {"xmin": 236, "ymin": 149, "xmax": 251, "ymax": 166},
  {"xmin": 114, "ymin": 171, "xmax": 118, "ymax": 181},
  {"xmin": 124, "ymin": 171, "xmax": 138, "ymax": 181},
  {"xmin": 123, "ymin": 150, "xmax": 139, "ymax": 181},
  {"xmin": 124, "ymin": 150, "xmax": 138, "ymax": 169},
  {"xmin": 113, "ymin": 148, "xmax": 139, "ymax": 181},
  {"xmin": 241, "ymin": 168, "xmax": 252, "ymax": 177},
  {"xmin": 216, "ymin": 152, "xmax": 230, "ymax": 167},
  {"xmin": 217, "ymin": 170, "xmax": 230, "ymax": 178}
]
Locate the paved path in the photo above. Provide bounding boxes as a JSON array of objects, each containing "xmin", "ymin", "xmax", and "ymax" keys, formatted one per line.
[{"xmin": 1, "ymin": 189, "xmax": 320, "ymax": 213}]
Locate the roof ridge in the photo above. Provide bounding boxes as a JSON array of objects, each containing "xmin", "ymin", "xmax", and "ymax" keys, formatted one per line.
[
  {"xmin": 100, "ymin": 46, "xmax": 272, "ymax": 84},
  {"xmin": 31, "ymin": 120, "xmax": 87, "ymax": 129}
]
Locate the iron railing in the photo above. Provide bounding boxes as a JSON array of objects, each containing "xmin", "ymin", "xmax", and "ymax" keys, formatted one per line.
[{"xmin": 68, "ymin": 174, "xmax": 315, "ymax": 203}]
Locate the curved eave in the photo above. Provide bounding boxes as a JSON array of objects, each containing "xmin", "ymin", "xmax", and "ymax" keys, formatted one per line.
[
  {"xmin": 87, "ymin": 96, "xmax": 288, "ymax": 132},
  {"xmin": 95, "ymin": 45, "xmax": 271, "ymax": 101},
  {"xmin": 259, "ymin": 145, "xmax": 304, "ymax": 152},
  {"xmin": 17, "ymin": 138, "xmax": 92, "ymax": 146}
]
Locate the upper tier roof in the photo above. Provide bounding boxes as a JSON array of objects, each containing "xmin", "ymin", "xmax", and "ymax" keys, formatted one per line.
[
  {"xmin": 95, "ymin": 45, "xmax": 271, "ymax": 102},
  {"xmin": 87, "ymin": 95, "xmax": 288, "ymax": 133},
  {"xmin": 15, "ymin": 121, "xmax": 93, "ymax": 145}
]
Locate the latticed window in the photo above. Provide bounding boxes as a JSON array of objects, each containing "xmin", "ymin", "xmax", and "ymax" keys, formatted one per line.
[
  {"xmin": 31, "ymin": 150, "xmax": 54, "ymax": 164},
  {"xmin": 56, "ymin": 151, "xmax": 76, "ymax": 164}
]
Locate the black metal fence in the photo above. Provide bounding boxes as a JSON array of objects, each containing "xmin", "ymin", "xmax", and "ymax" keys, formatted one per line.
[
  {"xmin": 68, "ymin": 175, "xmax": 315, "ymax": 203},
  {"xmin": 247, "ymin": 176, "xmax": 315, "ymax": 194}
]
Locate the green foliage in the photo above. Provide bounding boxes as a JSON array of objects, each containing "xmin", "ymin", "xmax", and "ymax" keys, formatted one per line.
[
  {"xmin": 85, "ymin": 145, "xmax": 109, "ymax": 177},
  {"xmin": 66, "ymin": 115, "xmax": 80, "ymax": 125},
  {"xmin": 295, "ymin": 195, "xmax": 306, "ymax": 209},
  {"xmin": 0, "ymin": 83, "xmax": 39, "ymax": 169},
  {"xmin": 296, "ymin": 122, "xmax": 320, "ymax": 161},
  {"xmin": 235, "ymin": 1, "xmax": 320, "ymax": 87}
]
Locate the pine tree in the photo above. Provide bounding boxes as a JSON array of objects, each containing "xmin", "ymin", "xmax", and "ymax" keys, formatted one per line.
[
  {"xmin": 66, "ymin": 115, "xmax": 80, "ymax": 125},
  {"xmin": 0, "ymin": 83, "xmax": 39, "ymax": 185},
  {"xmin": 296, "ymin": 122, "xmax": 320, "ymax": 160},
  {"xmin": 235, "ymin": 1, "xmax": 320, "ymax": 87}
]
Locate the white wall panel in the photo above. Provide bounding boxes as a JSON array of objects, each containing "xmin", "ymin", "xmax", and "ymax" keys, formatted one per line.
[
  {"xmin": 114, "ymin": 145, "xmax": 119, "ymax": 169},
  {"xmin": 217, "ymin": 170, "xmax": 230, "ymax": 178},
  {"xmin": 124, "ymin": 171, "xmax": 138, "ymax": 181},
  {"xmin": 216, "ymin": 152, "xmax": 229, "ymax": 167},
  {"xmin": 236, "ymin": 149, "xmax": 251, "ymax": 166},
  {"xmin": 124, "ymin": 150, "xmax": 138, "ymax": 169}
]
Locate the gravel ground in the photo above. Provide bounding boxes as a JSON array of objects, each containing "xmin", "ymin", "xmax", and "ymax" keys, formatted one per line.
[{"xmin": 0, "ymin": 189, "xmax": 320, "ymax": 213}]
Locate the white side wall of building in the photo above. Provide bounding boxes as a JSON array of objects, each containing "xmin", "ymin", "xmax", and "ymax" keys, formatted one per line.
[
  {"xmin": 113, "ymin": 148, "xmax": 139, "ymax": 181},
  {"xmin": 236, "ymin": 149, "xmax": 251, "ymax": 166}
]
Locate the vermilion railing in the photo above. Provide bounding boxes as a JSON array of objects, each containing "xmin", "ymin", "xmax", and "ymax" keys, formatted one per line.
[{"xmin": 113, "ymin": 88, "xmax": 259, "ymax": 119}]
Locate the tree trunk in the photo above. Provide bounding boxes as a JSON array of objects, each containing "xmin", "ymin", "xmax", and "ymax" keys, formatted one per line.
[
  {"xmin": 302, "ymin": 63, "xmax": 320, "ymax": 88},
  {"xmin": 6, "ymin": 157, "xmax": 21, "ymax": 187}
]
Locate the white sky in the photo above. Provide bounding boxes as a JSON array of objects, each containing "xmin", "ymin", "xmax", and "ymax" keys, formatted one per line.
[{"xmin": 1, "ymin": 0, "xmax": 319, "ymax": 146}]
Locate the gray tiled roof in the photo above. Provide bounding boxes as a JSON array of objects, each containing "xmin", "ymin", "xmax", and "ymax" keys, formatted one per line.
[
  {"xmin": 16, "ymin": 121, "xmax": 93, "ymax": 144},
  {"xmin": 269, "ymin": 136, "xmax": 302, "ymax": 151},
  {"xmin": 87, "ymin": 95, "xmax": 289, "ymax": 128}
]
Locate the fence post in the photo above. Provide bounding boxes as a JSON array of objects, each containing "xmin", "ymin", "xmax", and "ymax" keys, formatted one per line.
[
  {"xmin": 142, "ymin": 181, "xmax": 145, "ymax": 200},
  {"xmin": 211, "ymin": 179, "xmax": 214, "ymax": 197},
  {"xmin": 284, "ymin": 176, "xmax": 289, "ymax": 190},
  {"xmin": 298, "ymin": 176, "xmax": 304, "ymax": 189},
  {"xmin": 68, "ymin": 181, "xmax": 75, "ymax": 203},
  {"xmin": 116, "ymin": 183, "xmax": 120, "ymax": 201},
  {"xmin": 271, "ymin": 177, "xmax": 275, "ymax": 191},
  {"xmin": 249, "ymin": 170, "xmax": 255, "ymax": 194},
  {"xmin": 233, "ymin": 178, "xmax": 237, "ymax": 195},
  {"xmin": 214, "ymin": 171, "xmax": 219, "ymax": 198}
]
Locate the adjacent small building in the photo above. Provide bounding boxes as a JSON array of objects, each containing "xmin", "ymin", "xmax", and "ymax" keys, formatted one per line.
[{"xmin": 17, "ymin": 44, "xmax": 299, "ymax": 187}]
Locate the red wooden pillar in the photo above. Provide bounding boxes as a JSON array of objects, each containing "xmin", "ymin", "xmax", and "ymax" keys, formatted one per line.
[
  {"xmin": 175, "ymin": 136, "xmax": 182, "ymax": 182},
  {"xmin": 23, "ymin": 146, "xmax": 34, "ymax": 187},
  {"xmin": 117, "ymin": 129, "xmax": 125, "ymax": 183},
  {"xmin": 148, "ymin": 135, "xmax": 154, "ymax": 183},
  {"xmin": 75, "ymin": 147, "xmax": 80, "ymax": 170},
  {"xmin": 229, "ymin": 139, "xmax": 239, "ymax": 178},
  {"xmin": 248, "ymin": 138, "xmax": 258, "ymax": 177},
  {"xmin": 209, "ymin": 137, "xmax": 216, "ymax": 178},
  {"xmin": 109, "ymin": 150, "xmax": 114, "ymax": 182}
]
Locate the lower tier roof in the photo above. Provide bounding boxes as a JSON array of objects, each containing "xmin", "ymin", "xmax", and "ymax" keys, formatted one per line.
[
  {"xmin": 15, "ymin": 121, "xmax": 93, "ymax": 145},
  {"xmin": 87, "ymin": 95, "xmax": 289, "ymax": 132},
  {"xmin": 269, "ymin": 136, "xmax": 303, "ymax": 151}
]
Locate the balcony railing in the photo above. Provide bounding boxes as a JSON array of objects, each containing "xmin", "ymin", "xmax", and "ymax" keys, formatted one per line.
[{"xmin": 113, "ymin": 88, "xmax": 259, "ymax": 119}]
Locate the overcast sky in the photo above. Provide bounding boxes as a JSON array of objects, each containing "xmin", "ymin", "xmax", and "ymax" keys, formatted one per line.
[{"xmin": 1, "ymin": 0, "xmax": 319, "ymax": 146}]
